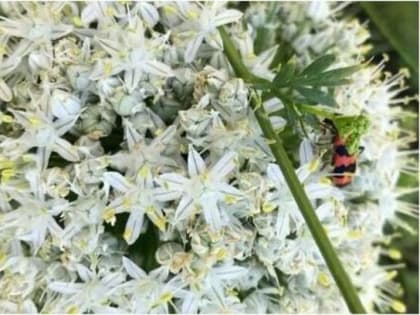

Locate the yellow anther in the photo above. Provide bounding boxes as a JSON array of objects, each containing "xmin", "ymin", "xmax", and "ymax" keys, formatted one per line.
[
  {"xmin": 148, "ymin": 208, "xmax": 166, "ymax": 231},
  {"xmin": 1, "ymin": 114, "xmax": 13, "ymax": 123},
  {"xmin": 179, "ymin": 143, "xmax": 187, "ymax": 153},
  {"xmin": 104, "ymin": 62, "xmax": 113, "ymax": 76},
  {"xmin": 317, "ymin": 272, "xmax": 331, "ymax": 287},
  {"xmin": 1, "ymin": 168, "xmax": 15, "ymax": 181},
  {"xmin": 123, "ymin": 228, "xmax": 133, "ymax": 242},
  {"xmin": 153, "ymin": 216, "xmax": 166, "ymax": 231},
  {"xmin": 0, "ymin": 45, "xmax": 6, "ymax": 56},
  {"xmin": 226, "ymin": 287, "xmax": 238, "ymax": 296},
  {"xmin": 0, "ymin": 159, "xmax": 14, "ymax": 170},
  {"xmin": 154, "ymin": 128, "xmax": 163, "ymax": 136},
  {"xmin": 122, "ymin": 198, "xmax": 132, "ymax": 208},
  {"xmin": 213, "ymin": 247, "xmax": 227, "ymax": 261},
  {"xmin": 382, "ymin": 53, "xmax": 390, "ymax": 62},
  {"xmin": 118, "ymin": 50, "xmax": 127, "ymax": 58},
  {"xmin": 105, "ymin": 7, "xmax": 116, "ymax": 17},
  {"xmin": 187, "ymin": 10, "xmax": 198, "ymax": 19},
  {"xmin": 387, "ymin": 270, "xmax": 398, "ymax": 281},
  {"xmin": 264, "ymin": 138, "xmax": 276, "ymax": 145},
  {"xmin": 262, "ymin": 202, "xmax": 276, "ymax": 213},
  {"xmin": 72, "ymin": 16, "xmax": 83, "ymax": 27},
  {"xmin": 388, "ymin": 248, "xmax": 402, "ymax": 260},
  {"xmin": 66, "ymin": 305, "xmax": 80, "ymax": 314},
  {"xmin": 162, "ymin": 5, "xmax": 177, "ymax": 15},
  {"xmin": 224, "ymin": 194, "xmax": 238, "ymax": 205},
  {"xmin": 320, "ymin": 177, "xmax": 332, "ymax": 184},
  {"xmin": 391, "ymin": 300, "xmax": 406, "ymax": 313},
  {"xmin": 29, "ymin": 116, "xmax": 41, "ymax": 126},
  {"xmin": 102, "ymin": 208, "xmax": 116, "ymax": 225},
  {"xmin": 138, "ymin": 164, "xmax": 150, "ymax": 178},
  {"xmin": 347, "ymin": 229, "xmax": 363, "ymax": 239},
  {"xmin": 309, "ymin": 159, "xmax": 320, "ymax": 172},
  {"xmin": 246, "ymin": 53, "xmax": 256, "ymax": 60},
  {"xmin": 22, "ymin": 154, "xmax": 33, "ymax": 163},
  {"xmin": 0, "ymin": 250, "xmax": 7, "ymax": 264}
]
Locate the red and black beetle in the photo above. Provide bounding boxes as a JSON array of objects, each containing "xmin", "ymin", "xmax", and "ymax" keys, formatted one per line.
[{"xmin": 323, "ymin": 119, "xmax": 358, "ymax": 187}]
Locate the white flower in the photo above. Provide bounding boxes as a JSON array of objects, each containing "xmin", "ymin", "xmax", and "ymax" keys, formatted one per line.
[
  {"xmin": 156, "ymin": 145, "xmax": 242, "ymax": 230},
  {"xmin": 176, "ymin": 2, "xmax": 243, "ymax": 62},
  {"xmin": 103, "ymin": 165, "xmax": 166, "ymax": 244},
  {"xmin": 7, "ymin": 109, "xmax": 79, "ymax": 169},
  {"xmin": 89, "ymin": 18, "xmax": 173, "ymax": 89},
  {"xmin": 48, "ymin": 264, "xmax": 126, "ymax": 313},
  {"xmin": 120, "ymin": 256, "xmax": 187, "ymax": 313}
]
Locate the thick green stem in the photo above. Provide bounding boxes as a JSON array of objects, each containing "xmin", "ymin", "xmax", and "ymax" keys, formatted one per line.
[{"xmin": 219, "ymin": 26, "xmax": 366, "ymax": 314}]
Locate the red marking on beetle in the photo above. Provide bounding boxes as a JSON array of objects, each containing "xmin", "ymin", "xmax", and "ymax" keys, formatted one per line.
[
  {"xmin": 333, "ymin": 174, "xmax": 353, "ymax": 187},
  {"xmin": 323, "ymin": 121, "xmax": 358, "ymax": 187}
]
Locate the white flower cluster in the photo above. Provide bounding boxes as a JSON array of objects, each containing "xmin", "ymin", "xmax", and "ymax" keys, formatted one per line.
[{"xmin": 0, "ymin": 2, "xmax": 416, "ymax": 313}]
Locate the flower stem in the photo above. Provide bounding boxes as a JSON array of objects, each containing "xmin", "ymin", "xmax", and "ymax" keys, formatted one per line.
[{"xmin": 219, "ymin": 26, "xmax": 366, "ymax": 314}]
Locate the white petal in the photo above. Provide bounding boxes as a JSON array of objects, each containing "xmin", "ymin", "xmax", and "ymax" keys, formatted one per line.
[
  {"xmin": 305, "ymin": 183, "xmax": 343, "ymax": 200},
  {"xmin": 124, "ymin": 211, "xmax": 144, "ymax": 244},
  {"xmin": 213, "ymin": 9, "xmax": 243, "ymax": 26},
  {"xmin": 140, "ymin": 2, "xmax": 159, "ymax": 26},
  {"xmin": 299, "ymin": 138, "xmax": 314, "ymax": 165},
  {"xmin": 158, "ymin": 173, "xmax": 189, "ymax": 189},
  {"xmin": 153, "ymin": 187, "xmax": 183, "ymax": 202},
  {"xmin": 267, "ymin": 163, "xmax": 284, "ymax": 185},
  {"xmin": 21, "ymin": 228, "xmax": 46, "ymax": 253},
  {"xmin": 201, "ymin": 194, "xmax": 222, "ymax": 231},
  {"xmin": 123, "ymin": 119, "xmax": 143, "ymax": 150},
  {"xmin": 53, "ymin": 138, "xmax": 79, "ymax": 162},
  {"xmin": 95, "ymin": 37, "xmax": 120, "ymax": 56},
  {"xmin": 204, "ymin": 31, "xmax": 223, "ymax": 49},
  {"xmin": 182, "ymin": 293, "xmax": 199, "ymax": 314},
  {"xmin": 101, "ymin": 272, "xmax": 125, "ymax": 288},
  {"xmin": 103, "ymin": 172, "xmax": 132, "ymax": 192},
  {"xmin": 122, "ymin": 256, "xmax": 147, "ymax": 279},
  {"xmin": 81, "ymin": 3, "xmax": 99, "ymax": 25},
  {"xmin": 0, "ymin": 78, "xmax": 12, "ymax": 102},
  {"xmin": 252, "ymin": 45, "xmax": 279, "ymax": 70},
  {"xmin": 218, "ymin": 183, "xmax": 243, "ymax": 197},
  {"xmin": 276, "ymin": 210, "xmax": 291, "ymax": 239},
  {"xmin": 124, "ymin": 68, "xmax": 143, "ymax": 93},
  {"xmin": 188, "ymin": 145, "xmax": 206, "ymax": 177},
  {"xmin": 143, "ymin": 60, "xmax": 174, "ymax": 77},
  {"xmin": 174, "ymin": 195, "xmax": 194, "ymax": 223},
  {"xmin": 54, "ymin": 116, "xmax": 79, "ymax": 136},
  {"xmin": 210, "ymin": 151, "xmax": 237, "ymax": 181},
  {"xmin": 263, "ymin": 97, "xmax": 284, "ymax": 113},
  {"xmin": 315, "ymin": 202, "xmax": 334, "ymax": 221},
  {"xmin": 37, "ymin": 146, "xmax": 52, "ymax": 171},
  {"xmin": 76, "ymin": 264, "xmax": 94, "ymax": 282},
  {"xmin": 270, "ymin": 116, "xmax": 287, "ymax": 130},
  {"xmin": 47, "ymin": 218, "xmax": 64, "ymax": 239},
  {"xmin": 48, "ymin": 281, "xmax": 83, "ymax": 294},
  {"xmin": 50, "ymin": 24, "xmax": 73, "ymax": 40},
  {"xmin": 212, "ymin": 265, "xmax": 247, "ymax": 280},
  {"xmin": 184, "ymin": 34, "xmax": 204, "ymax": 63},
  {"xmin": 0, "ymin": 56, "xmax": 21, "ymax": 77}
]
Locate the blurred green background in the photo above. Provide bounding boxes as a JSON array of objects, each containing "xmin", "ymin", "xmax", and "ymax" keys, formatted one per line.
[{"xmin": 350, "ymin": 2, "xmax": 418, "ymax": 313}]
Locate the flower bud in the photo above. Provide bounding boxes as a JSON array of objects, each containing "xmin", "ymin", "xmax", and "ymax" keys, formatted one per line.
[
  {"xmin": 50, "ymin": 89, "xmax": 81, "ymax": 119},
  {"xmin": 28, "ymin": 50, "xmax": 51, "ymax": 72},
  {"xmin": 66, "ymin": 65, "xmax": 91, "ymax": 91}
]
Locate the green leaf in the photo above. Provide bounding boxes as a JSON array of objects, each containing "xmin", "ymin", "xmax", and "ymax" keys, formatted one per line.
[
  {"xmin": 301, "ymin": 54, "xmax": 336, "ymax": 76},
  {"xmin": 273, "ymin": 59, "xmax": 297, "ymax": 87},
  {"xmin": 298, "ymin": 65, "xmax": 361, "ymax": 87},
  {"xmin": 297, "ymin": 87, "xmax": 337, "ymax": 107},
  {"xmin": 361, "ymin": 2, "xmax": 419, "ymax": 86}
]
